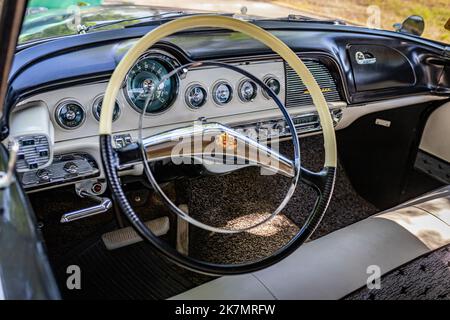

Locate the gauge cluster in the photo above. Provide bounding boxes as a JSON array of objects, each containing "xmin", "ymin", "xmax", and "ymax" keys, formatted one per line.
[
  {"xmin": 27, "ymin": 52, "xmax": 286, "ymax": 145},
  {"xmin": 120, "ymin": 52, "xmax": 283, "ymax": 114},
  {"xmin": 49, "ymin": 53, "xmax": 285, "ymax": 135}
]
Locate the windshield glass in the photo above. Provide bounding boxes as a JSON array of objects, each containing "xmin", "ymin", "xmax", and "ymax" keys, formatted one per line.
[{"xmin": 19, "ymin": 0, "xmax": 449, "ymax": 44}]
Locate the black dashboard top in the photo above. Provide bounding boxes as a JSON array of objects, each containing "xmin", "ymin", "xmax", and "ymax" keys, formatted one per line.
[{"xmin": 7, "ymin": 20, "xmax": 450, "ymax": 118}]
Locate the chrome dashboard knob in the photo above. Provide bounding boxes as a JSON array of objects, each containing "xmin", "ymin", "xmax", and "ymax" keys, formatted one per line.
[
  {"xmin": 64, "ymin": 162, "xmax": 78, "ymax": 174},
  {"xmin": 36, "ymin": 169, "xmax": 52, "ymax": 182}
]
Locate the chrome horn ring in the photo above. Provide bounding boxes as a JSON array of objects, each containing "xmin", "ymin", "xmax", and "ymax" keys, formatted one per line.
[{"xmin": 137, "ymin": 60, "xmax": 301, "ymax": 234}]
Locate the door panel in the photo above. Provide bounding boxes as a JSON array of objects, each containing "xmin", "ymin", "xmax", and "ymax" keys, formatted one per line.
[
  {"xmin": 0, "ymin": 0, "xmax": 60, "ymax": 299},
  {"xmin": 0, "ymin": 145, "xmax": 60, "ymax": 299}
]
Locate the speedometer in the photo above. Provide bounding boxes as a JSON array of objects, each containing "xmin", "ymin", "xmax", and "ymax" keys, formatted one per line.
[{"xmin": 124, "ymin": 54, "xmax": 179, "ymax": 114}]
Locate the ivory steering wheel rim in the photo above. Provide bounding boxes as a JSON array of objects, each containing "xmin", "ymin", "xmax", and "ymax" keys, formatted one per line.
[{"xmin": 99, "ymin": 15, "xmax": 337, "ymax": 275}]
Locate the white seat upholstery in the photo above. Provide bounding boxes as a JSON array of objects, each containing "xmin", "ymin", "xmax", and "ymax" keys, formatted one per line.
[{"xmin": 171, "ymin": 186, "xmax": 450, "ymax": 300}]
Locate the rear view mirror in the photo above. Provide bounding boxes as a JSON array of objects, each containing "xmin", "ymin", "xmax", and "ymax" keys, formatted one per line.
[{"xmin": 393, "ymin": 15, "xmax": 425, "ymax": 36}]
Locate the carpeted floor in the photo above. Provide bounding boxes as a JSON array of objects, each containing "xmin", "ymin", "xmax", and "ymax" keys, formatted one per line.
[
  {"xmin": 345, "ymin": 244, "xmax": 450, "ymax": 300},
  {"xmin": 188, "ymin": 136, "xmax": 379, "ymax": 264}
]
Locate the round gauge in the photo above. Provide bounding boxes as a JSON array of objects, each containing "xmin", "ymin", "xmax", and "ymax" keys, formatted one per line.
[
  {"xmin": 262, "ymin": 76, "xmax": 281, "ymax": 99},
  {"xmin": 125, "ymin": 54, "xmax": 179, "ymax": 114},
  {"xmin": 92, "ymin": 96, "xmax": 121, "ymax": 122},
  {"xmin": 212, "ymin": 81, "xmax": 233, "ymax": 105},
  {"xmin": 238, "ymin": 79, "xmax": 257, "ymax": 102},
  {"xmin": 185, "ymin": 84, "xmax": 207, "ymax": 109},
  {"xmin": 55, "ymin": 101, "xmax": 86, "ymax": 129}
]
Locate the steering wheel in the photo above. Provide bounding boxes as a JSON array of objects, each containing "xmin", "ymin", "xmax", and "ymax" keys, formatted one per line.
[{"xmin": 99, "ymin": 15, "xmax": 337, "ymax": 275}]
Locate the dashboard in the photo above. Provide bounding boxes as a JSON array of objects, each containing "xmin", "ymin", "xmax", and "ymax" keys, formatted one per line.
[{"xmin": 6, "ymin": 21, "xmax": 450, "ymax": 193}]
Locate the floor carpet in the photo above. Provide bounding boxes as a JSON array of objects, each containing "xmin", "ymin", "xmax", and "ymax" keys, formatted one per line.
[
  {"xmin": 345, "ymin": 244, "xmax": 450, "ymax": 300},
  {"xmin": 188, "ymin": 136, "xmax": 379, "ymax": 264}
]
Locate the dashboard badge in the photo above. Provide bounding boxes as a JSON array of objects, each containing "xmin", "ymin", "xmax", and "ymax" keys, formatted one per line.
[{"xmin": 217, "ymin": 132, "xmax": 237, "ymax": 151}]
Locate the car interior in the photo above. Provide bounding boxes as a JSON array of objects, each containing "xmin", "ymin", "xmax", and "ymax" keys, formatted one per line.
[{"xmin": 0, "ymin": 0, "xmax": 450, "ymax": 301}]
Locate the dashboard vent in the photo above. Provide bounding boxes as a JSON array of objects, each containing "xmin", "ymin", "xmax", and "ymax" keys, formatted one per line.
[
  {"xmin": 11, "ymin": 135, "xmax": 51, "ymax": 172},
  {"xmin": 285, "ymin": 59, "xmax": 341, "ymax": 107}
]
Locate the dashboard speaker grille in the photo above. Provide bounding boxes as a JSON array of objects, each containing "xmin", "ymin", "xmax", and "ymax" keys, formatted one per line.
[
  {"xmin": 11, "ymin": 135, "xmax": 50, "ymax": 171},
  {"xmin": 285, "ymin": 59, "xmax": 341, "ymax": 107}
]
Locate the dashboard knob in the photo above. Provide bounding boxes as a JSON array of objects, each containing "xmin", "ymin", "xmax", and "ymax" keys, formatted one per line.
[
  {"xmin": 273, "ymin": 120, "xmax": 286, "ymax": 136},
  {"xmin": 64, "ymin": 162, "xmax": 78, "ymax": 174},
  {"xmin": 256, "ymin": 125, "xmax": 269, "ymax": 140},
  {"xmin": 65, "ymin": 110, "xmax": 76, "ymax": 121},
  {"xmin": 246, "ymin": 128, "xmax": 258, "ymax": 141},
  {"xmin": 36, "ymin": 169, "xmax": 52, "ymax": 182},
  {"xmin": 331, "ymin": 109, "xmax": 343, "ymax": 126}
]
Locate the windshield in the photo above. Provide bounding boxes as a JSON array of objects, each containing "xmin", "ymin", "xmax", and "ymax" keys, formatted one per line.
[{"xmin": 19, "ymin": 0, "xmax": 449, "ymax": 44}]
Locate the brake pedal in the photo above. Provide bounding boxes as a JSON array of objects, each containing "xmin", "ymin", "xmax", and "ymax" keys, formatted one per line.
[{"xmin": 102, "ymin": 217, "xmax": 169, "ymax": 250}]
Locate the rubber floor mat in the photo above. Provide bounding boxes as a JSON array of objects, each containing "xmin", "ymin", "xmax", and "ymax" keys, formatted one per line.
[{"xmin": 52, "ymin": 237, "xmax": 212, "ymax": 300}]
